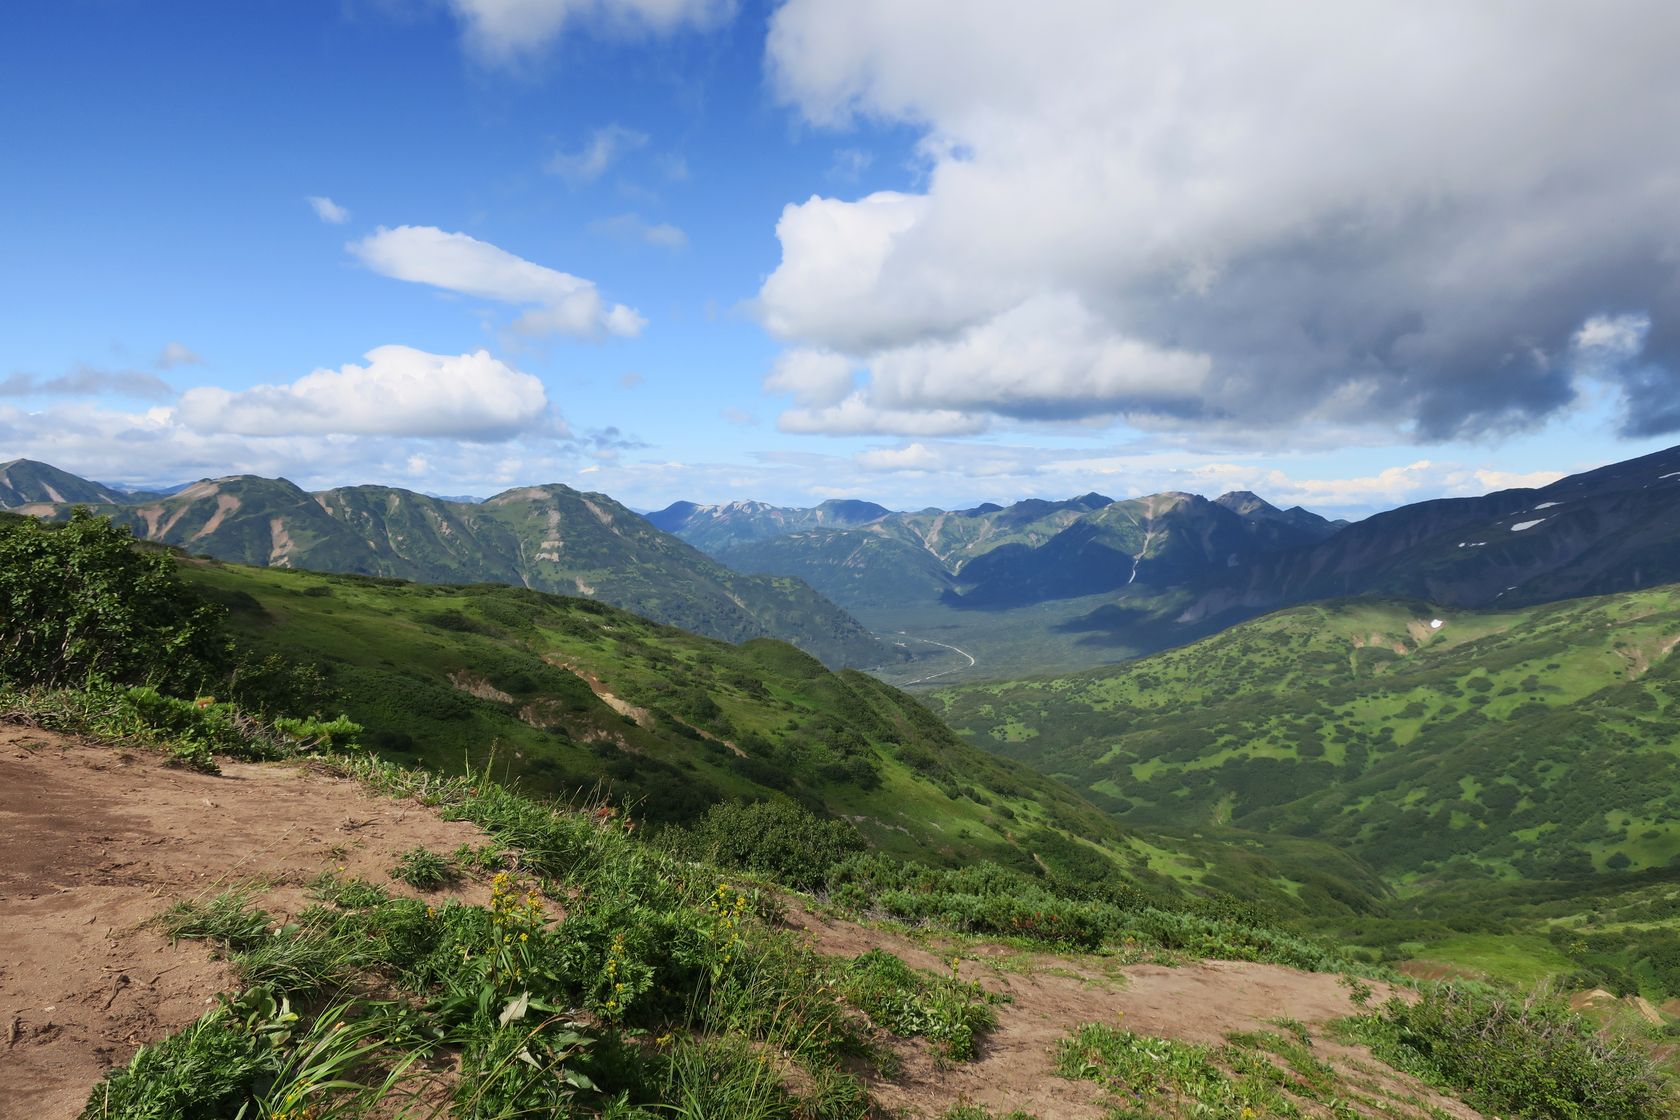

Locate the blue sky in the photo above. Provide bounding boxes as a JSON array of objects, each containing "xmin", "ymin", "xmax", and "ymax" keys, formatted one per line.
[{"xmin": 3, "ymin": 1, "xmax": 1677, "ymax": 518}]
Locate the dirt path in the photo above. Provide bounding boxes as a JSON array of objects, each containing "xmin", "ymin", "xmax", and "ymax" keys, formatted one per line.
[
  {"xmin": 0, "ymin": 724, "xmax": 1481, "ymax": 1120},
  {"xmin": 0, "ymin": 727, "xmax": 493, "ymax": 1119},
  {"xmin": 785, "ymin": 903, "xmax": 1484, "ymax": 1120}
]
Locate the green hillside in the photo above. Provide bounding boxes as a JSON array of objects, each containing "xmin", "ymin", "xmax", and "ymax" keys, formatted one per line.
[
  {"xmin": 15, "ymin": 468, "xmax": 892, "ymax": 669},
  {"xmin": 177, "ymin": 556, "xmax": 1397, "ymax": 919},
  {"xmin": 936, "ymin": 588, "xmax": 1680, "ymax": 880},
  {"xmin": 935, "ymin": 587, "xmax": 1680, "ymax": 989},
  {"xmin": 180, "ymin": 562, "xmax": 1129, "ymax": 880}
]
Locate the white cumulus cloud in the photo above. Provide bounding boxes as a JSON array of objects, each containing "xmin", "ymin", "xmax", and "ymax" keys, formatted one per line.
[
  {"xmin": 349, "ymin": 225, "xmax": 645, "ymax": 339},
  {"xmin": 176, "ymin": 345, "xmax": 550, "ymax": 440},
  {"xmin": 760, "ymin": 0, "xmax": 1680, "ymax": 440}
]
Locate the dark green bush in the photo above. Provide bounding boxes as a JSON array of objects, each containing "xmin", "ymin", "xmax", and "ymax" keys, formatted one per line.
[
  {"xmin": 1339, "ymin": 985, "xmax": 1670, "ymax": 1119},
  {"xmin": 660, "ymin": 800, "xmax": 864, "ymax": 889},
  {"xmin": 0, "ymin": 510, "xmax": 225, "ymax": 690}
]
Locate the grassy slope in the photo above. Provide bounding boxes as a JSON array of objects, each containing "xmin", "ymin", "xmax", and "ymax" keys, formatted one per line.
[
  {"xmin": 933, "ymin": 585, "xmax": 1680, "ymax": 990},
  {"xmin": 935, "ymin": 587, "xmax": 1680, "ymax": 878},
  {"xmin": 180, "ymin": 561, "xmax": 1154, "ymax": 895},
  {"xmin": 183, "ymin": 558, "xmax": 1390, "ymax": 920}
]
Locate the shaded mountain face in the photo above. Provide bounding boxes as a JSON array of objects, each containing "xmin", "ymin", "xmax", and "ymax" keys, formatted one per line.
[
  {"xmin": 705, "ymin": 492, "xmax": 1121, "ymax": 611},
  {"xmin": 689, "ymin": 489, "xmax": 1337, "ymax": 615},
  {"xmin": 1180, "ymin": 443, "xmax": 1680, "ymax": 625},
  {"xmin": 645, "ymin": 497, "xmax": 891, "ymax": 554},
  {"xmin": 12, "ymin": 468, "xmax": 893, "ymax": 670},
  {"xmin": 950, "ymin": 491, "xmax": 1344, "ymax": 608},
  {"xmin": 0, "ymin": 459, "xmax": 128, "ymax": 508}
]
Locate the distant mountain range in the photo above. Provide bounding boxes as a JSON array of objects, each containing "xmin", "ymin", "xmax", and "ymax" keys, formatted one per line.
[
  {"xmin": 11, "ymin": 442, "xmax": 1679, "ymax": 680},
  {"xmin": 653, "ymin": 488, "xmax": 1345, "ymax": 613},
  {"xmin": 653, "ymin": 445, "xmax": 1680, "ymax": 679},
  {"xmin": 0, "ymin": 459, "xmax": 892, "ymax": 670}
]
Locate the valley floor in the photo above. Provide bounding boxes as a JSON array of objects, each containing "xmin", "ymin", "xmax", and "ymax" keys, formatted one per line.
[{"xmin": 0, "ymin": 726, "xmax": 1493, "ymax": 1119}]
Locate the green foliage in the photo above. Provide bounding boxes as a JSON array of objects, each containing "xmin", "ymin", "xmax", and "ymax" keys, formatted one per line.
[
  {"xmin": 836, "ymin": 949, "xmax": 998, "ymax": 1060},
  {"xmin": 1336, "ymin": 985, "xmax": 1673, "ymax": 1119},
  {"xmin": 175, "ymin": 558, "xmax": 1179, "ymax": 893},
  {"xmin": 824, "ymin": 854, "xmax": 1344, "ymax": 970},
  {"xmin": 940, "ymin": 1106, "xmax": 1039, "ymax": 1120},
  {"xmin": 659, "ymin": 800, "xmax": 866, "ymax": 889},
  {"xmin": 389, "ymin": 846, "xmax": 458, "ymax": 890},
  {"xmin": 0, "ymin": 510, "xmax": 225, "ymax": 690},
  {"xmin": 79, "ymin": 989, "xmax": 411, "ymax": 1120}
]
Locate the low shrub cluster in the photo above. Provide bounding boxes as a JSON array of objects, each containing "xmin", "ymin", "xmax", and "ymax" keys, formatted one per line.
[
  {"xmin": 658, "ymin": 799, "xmax": 866, "ymax": 889},
  {"xmin": 824, "ymin": 854, "xmax": 1343, "ymax": 971},
  {"xmin": 0, "ymin": 682, "xmax": 361, "ymax": 773},
  {"xmin": 1335, "ymin": 984, "xmax": 1670, "ymax": 1120},
  {"xmin": 837, "ymin": 949, "xmax": 999, "ymax": 1061}
]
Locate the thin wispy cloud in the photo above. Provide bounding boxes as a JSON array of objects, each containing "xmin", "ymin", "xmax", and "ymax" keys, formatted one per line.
[
  {"xmin": 547, "ymin": 124, "xmax": 647, "ymax": 184},
  {"xmin": 588, "ymin": 212, "xmax": 689, "ymax": 250},
  {"xmin": 348, "ymin": 225, "xmax": 646, "ymax": 339},
  {"xmin": 0, "ymin": 365, "xmax": 172, "ymax": 400},
  {"xmin": 447, "ymin": 0, "xmax": 735, "ymax": 66},
  {"xmin": 306, "ymin": 195, "xmax": 350, "ymax": 224}
]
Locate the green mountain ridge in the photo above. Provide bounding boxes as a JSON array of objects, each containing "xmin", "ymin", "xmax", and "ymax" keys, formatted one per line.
[
  {"xmin": 0, "ymin": 458, "xmax": 128, "ymax": 507},
  {"xmin": 172, "ymin": 554, "xmax": 1388, "ymax": 918},
  {"xmin": 5, "ymin": 462, "xmax": 892, "ymax": 670}
]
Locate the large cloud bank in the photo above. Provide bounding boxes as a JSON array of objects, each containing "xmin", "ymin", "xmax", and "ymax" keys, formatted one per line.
[{"xmin": 759, "ymin": 0, "xmax": 1680, "ymax": 439}]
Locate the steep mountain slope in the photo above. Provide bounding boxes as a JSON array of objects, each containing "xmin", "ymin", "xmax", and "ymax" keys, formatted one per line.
[
  {"xmin": 15, "ymin": 468, "xmax": 892, "ymax": 668},
  {"xmin": 172, "ymin": 557, "xmax": 1390, "ymax": 914},
  {"xmin": 646, "ymin": 497, "xmax": 891, "ymax": 553},
  {"xmin": 1181, "ymin": 444, "xmax": 1680, "ymax": 625},
  {"xmin": 0, "ymin": 458, "xmax": 128, "ymax": 507},
  {"xmin": 950, "ymin": 490, "xmax": 1342, "ymax": 608},
  {"xmin": 935, "ymin": 585, "xmax": 1680, "ymax": 891}
]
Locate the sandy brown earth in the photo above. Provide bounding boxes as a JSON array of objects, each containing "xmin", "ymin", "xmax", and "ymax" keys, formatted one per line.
[
  {"xmin": 0, "ymin": 724, "xmax": 1481, "ymax": 1120},
  {"xmin": 0, "ymin": 726, "xmax": 492, "ymax": 1119},
  {"xmin": 784, "ymin": 903, "xmax": 1485, "ymax": 1119}
]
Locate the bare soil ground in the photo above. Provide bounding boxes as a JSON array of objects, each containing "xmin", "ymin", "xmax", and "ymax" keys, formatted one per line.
[
  {"xmin": 0, "ymin": 727, "xmax": 491, "ymax": 1119},
  {"xmin": 784, "ymin": 903, "xmax": 1484, "ymax": 1119},
  {"xmin": 0, "ymin": 725, "xmax": 1480, "ymax": 1119}
]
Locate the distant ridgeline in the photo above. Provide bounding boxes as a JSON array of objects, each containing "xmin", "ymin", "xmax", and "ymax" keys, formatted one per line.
[
  {"xmin": 653, "ymin": 444, "xmax": 1680, "ymax": 678},
  {"xmin": 0, "ymin": 459, "xmax": 891, "ymax": 671}
]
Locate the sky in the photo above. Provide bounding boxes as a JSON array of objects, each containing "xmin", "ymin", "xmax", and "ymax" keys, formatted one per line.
[{"xmin": 2, "ymin": 0, "xmax": 1678, "ymax": 519}]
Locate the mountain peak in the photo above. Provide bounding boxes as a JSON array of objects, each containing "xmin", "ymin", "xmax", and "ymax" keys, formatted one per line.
[{"xmin": 1214, "ymin": 490, "xmax": 1281, "ymax": 517}]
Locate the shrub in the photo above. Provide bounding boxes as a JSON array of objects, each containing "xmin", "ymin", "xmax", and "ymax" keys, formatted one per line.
[
  {"xmin": 660, "ymin": 800, "xmax": 864, "ymax": 889},
  {"xmin": 1337, "ymin": 985, "xmax": 1671, "ymax": 1119},
  {"xmin": 0, "ymin": 510, "xmax": 225, "ymax": 690}
]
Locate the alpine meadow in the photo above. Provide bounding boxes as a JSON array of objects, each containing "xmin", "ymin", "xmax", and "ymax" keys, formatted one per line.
[{"xmin": 7, "ymin": 3, "xmax": 1680, "ymax": 1119}]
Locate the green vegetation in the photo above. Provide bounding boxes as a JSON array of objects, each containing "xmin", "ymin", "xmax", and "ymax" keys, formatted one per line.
[
  {"xmin": 179, "ymin": 553, "xmax": 1353, "ymax": 913},
  {"xmin": 0, "ymin": 508, "xmax": 223, "ymax": 691},
  {"xmin": 390, "ymin": 846, "xmax": 460, "ymax": 891},
  {"xmin": 14, "ymin": 503, "xmax": 1676, "ymax": 1117},
  {"xmin": 936, "ymin": 589, "xmax": 1680, "ymax": 990},
  {"xmin": 836, "ymin": 949, "xmax": 998, "ymax": 1061},
  {"xmin": 1335, "ymin": 985, "xmax": 1669, "ymax": 1119}
]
